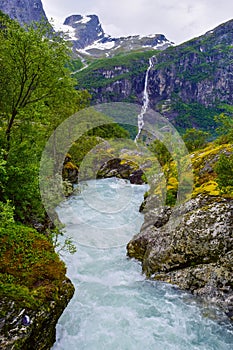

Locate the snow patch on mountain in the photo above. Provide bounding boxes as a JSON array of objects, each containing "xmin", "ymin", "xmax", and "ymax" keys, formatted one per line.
[
  {"xmin": 79, "ymin": 40, "xmax": 115, "ymax": 53},
  {"xmin": 50, "ymin": 14, "xmax": 174, "ymax": 57},
  {"xmin": 75, "ymin": 15, "xmax": 92, "ymax": 24},
  {"xmin": 51, "ymin": 18, "xmax": 77, "ymax": 40}
]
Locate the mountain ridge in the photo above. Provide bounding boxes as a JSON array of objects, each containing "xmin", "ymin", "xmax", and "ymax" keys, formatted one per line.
[
  {"xmin": 0, "ymin": 1, "xmax": 173, "ymax": 57},
  {"xmin": 54, "ymin": 13, "xmax": 173, "ymax": 58}
]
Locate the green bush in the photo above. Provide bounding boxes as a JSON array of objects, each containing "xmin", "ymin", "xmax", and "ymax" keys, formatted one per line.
[
  {"xmin": 215, "ymin": 154, "xmax": 233, "ymax": 194},
  {"xmin": 182, "ymin": 128, "xmax": 210, "ymax": 152}
]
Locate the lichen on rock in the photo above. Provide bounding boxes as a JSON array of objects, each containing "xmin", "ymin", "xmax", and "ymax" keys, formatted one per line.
[{"xmin": 127, "ymin": 194, "xmax": 233, "ymax": 320}]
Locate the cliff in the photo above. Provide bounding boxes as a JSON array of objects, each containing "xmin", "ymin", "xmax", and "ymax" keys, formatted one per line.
[
  {"xmin": 0, "ymin": 0, "xmax": 48, "ymax": 26},
  {"xmin": 75, "ymin": 19, "xmax": 233, "ymax": 132}
]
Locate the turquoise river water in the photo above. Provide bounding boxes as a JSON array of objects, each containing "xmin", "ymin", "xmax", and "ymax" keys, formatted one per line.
[{"xmin": 52, "ymin": 178, "xmax": 233, "ymax": 350}]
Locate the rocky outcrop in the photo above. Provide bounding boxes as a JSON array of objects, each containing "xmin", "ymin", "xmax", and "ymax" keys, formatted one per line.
[
  {"xmin": 0, "ymin": 223, "xmax": 75, "ymax": 349},
  {"xmin": 127, "ymin": 194, "xmax": 233, "ymax": 320},
  {"xmin": 0, "ymin": 0, "xmax": 48, "ymax": 26},
  {"xmin": 97, "ymin": 158, "xmax": 145, "ymax": 184},
  {"xmin": 62, "ymin": 154, "xmax": 79, "ymax": 184},
  {"xmin": 0, "ymin": 279, "xmax": 74, "ymax": 349},
  {"xmin": 63, "ymin": 14, "xmax": 105, "ymax": 50}
]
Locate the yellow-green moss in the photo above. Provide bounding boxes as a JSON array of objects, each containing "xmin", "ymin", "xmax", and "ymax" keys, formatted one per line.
[
  {"xmin": 192, "ymin": 180, "xmax": 220, "ymax": 197},
  {"xmin": 64, "ymin": 161, "xmax": 78, "ymax": 171},
  {"xmin": 0, "ymin": 224, "xmax": 67, "ymax": 310}
]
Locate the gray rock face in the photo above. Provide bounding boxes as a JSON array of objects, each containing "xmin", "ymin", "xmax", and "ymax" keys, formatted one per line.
[
  {"xmin": 0, "ymin": 278, "xmax": 74, "ymax": 349},
  {"xmin": 63, "ymin": 14, "xmax": 105, "ymax": 49},
  {"xmin": 0, "ymin": 0, "xmax": 48, "ymax": 26},
  {"xmin": 127, "ymin": 195, "xmax": 233, "ymax": 320}
]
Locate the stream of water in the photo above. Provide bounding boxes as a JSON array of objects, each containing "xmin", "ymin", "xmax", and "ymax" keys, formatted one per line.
[
  {"xmin": 52, "ymin": 178, "xmax": 232, "ymax": 350},
  {"xmin": 135, "ymin": 57, "xmax": 154, "ymax": 142}
]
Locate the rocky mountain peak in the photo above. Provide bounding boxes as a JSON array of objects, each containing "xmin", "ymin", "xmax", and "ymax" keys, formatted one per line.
[
  {"xmin": 60, "ymin": 14, "xmax": 173, "ymax": 57},
  {"xmin": 63, "ymin": 14, "xmax": 105, "ymax": 49},
  {"xmin": 0, "ymin": 0, "xmax": 48, "ymax": 26}
]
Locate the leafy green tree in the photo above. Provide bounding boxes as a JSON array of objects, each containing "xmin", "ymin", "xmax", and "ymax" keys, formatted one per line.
[
  {"xmin": 0, "ymin": 15, "xmax": 90, "ymax": 224},
  {"xmin": 0, "ymin": 14, "xmax": 89, "ymax": 150},
  {"xmin": 148, "ymin": 139, "xmax": 172, "ymax": 166},
  {"xmin": 214, "ymin": 113, "xmax": 233, "ymax": 143},
  {"xmin": 215, "ymin": 154, "xmax": 233, "ymax": 194},
  {"xmin": 182, "ymin": 128, "xmax": 210, "ymax": 152}
]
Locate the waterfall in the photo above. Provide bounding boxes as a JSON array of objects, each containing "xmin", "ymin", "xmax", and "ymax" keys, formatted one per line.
[{"xmin": 135, "ymin": 57, "xmax": 154, "ymax": 142}]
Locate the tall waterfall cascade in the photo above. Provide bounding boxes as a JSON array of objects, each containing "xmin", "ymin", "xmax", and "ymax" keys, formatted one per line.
[{"xmin": 135, "ymin": 57, "xmax": 154, "ymax": 142}]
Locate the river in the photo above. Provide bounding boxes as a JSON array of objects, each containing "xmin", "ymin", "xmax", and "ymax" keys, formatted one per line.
[{"xmin": 52, "ymin": 178, "xmax": 233, "ymax": 350}]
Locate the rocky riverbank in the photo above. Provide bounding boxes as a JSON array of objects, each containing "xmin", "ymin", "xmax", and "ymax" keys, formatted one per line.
[
  {"xmin": 0, "ymin": 278, "xmax": 74, "ymax": 349},
  {"xmin": 0, "ymin": 224, "xmax": 75, "ymax": 349},
  {"xmin": 127, "ymin": 194, "xmax": 233, "ymax": 320}
]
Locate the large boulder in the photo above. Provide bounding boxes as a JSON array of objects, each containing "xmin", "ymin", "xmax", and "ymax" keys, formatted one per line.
[
  {"xmin": 0, "ymin": 225, "xmax": 75, "ymax": 349},
  {"xmin": 127, "ymin": 194, "xmax": 233, "ymax": 320}
]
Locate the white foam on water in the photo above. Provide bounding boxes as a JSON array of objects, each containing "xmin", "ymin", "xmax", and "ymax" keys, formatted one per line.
[{"xmin": 52, "ymin": 178, "xmax": 233, "ymax": 349}]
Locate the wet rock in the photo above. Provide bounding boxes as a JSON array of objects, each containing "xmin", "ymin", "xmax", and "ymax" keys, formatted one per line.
[
  {"xmin": 0, "ymin": 278, "xmax": 74, "ymax": 349},
  {"xmin": 97, "ymin": 157, "xmax": 146, "ymax": 184},
  {"xmin": 129, "ymin": 169, "xmax": 144, "ymax": 184},
  {"xmin": 127, "ymin": 194, "xmax": 233, "ymax": 320}
]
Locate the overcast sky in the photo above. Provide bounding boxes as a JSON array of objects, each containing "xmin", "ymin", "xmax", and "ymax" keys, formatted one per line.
[{"xmin": 42, "ymin": 0, "xmax": 233, "ymax": 44}]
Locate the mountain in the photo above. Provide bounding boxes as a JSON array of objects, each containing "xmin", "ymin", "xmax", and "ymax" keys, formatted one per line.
[
  {"xmin": 0, "ymin": 0, "xmax": 48, "ymax": 26},
  {"xmin": 55, "ymin": 14, "xmax": 173, "ymax": 58},
  {"xmin": 0, "ymin": 2, "xmax": 172, "ymax": 58},
  {"xmin": 74, "ymin": 19, "xmax": 233, "ymax": 133}
]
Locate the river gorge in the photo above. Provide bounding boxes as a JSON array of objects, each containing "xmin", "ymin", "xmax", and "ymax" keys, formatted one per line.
[{"xmin": 52, "ymin": 178, "xmax": 233, "ymax": 350}]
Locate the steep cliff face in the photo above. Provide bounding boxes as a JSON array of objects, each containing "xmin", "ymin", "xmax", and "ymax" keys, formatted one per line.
[
  {"xmin": 0, "ymin": 0, "xmax": 48, "ymax": 26},
  {"xmin": 76, "ymin": 19, "xmax": 233, "ymax": 131},
  {"xmin": 146, "ymin": 20, "xmax": 233, "ymax": 124}
]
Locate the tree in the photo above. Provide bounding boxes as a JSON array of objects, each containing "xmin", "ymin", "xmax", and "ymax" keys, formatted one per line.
[
  {"xmin": 148, "ymin": 139, "xmax": 172, "ymax": 166},
  {"xmin": 214, "ymin": 113, "xmax": 233, "ymax": 143},
  {"xmin": 215, "ymin": 154, "xmax": 233, "ymax": 194},
  {"xmin": 0, "ymin": 14, "xmax": 90, "ymax": 223},
  {"xmin": 0, "ymin": 14, "xmax": 89, "ymax": 150},
  {"xmin": 182, "ymin": 128, "xmax": 210, "ymax": 152}
]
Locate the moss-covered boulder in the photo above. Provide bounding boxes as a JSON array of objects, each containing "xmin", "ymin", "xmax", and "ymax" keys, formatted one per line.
[
  {"xmin": 0, "ymin": 224, "xmax": 75, "ymax": 349},
  {"xmin": 62, "ymin": 153, "xmax": 79, "ymax": 184}
]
